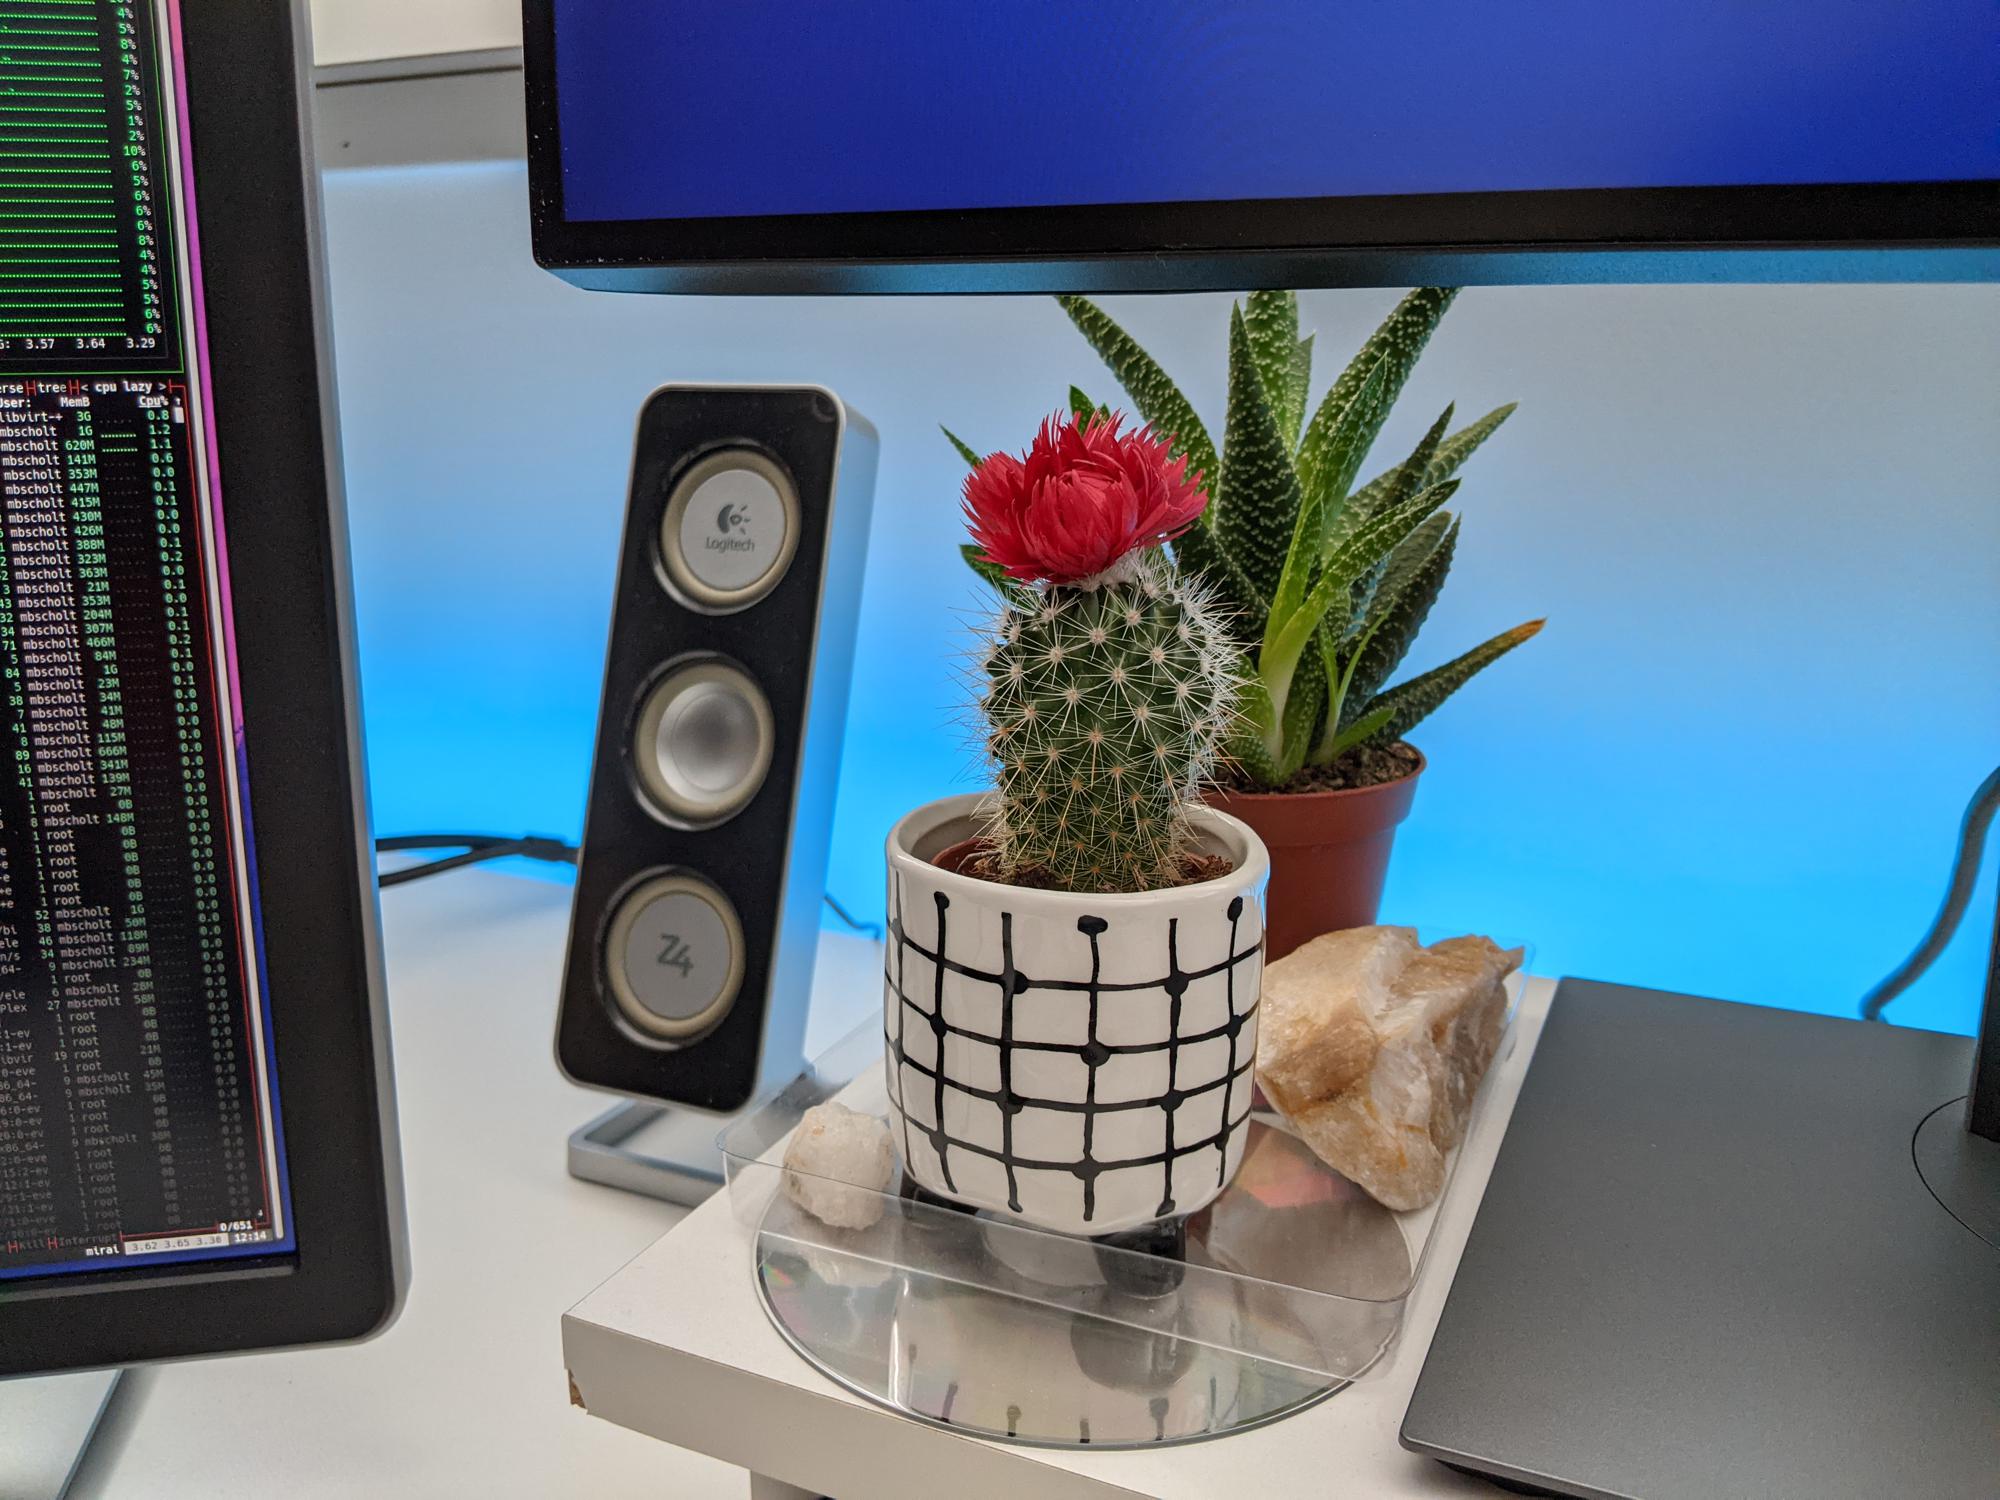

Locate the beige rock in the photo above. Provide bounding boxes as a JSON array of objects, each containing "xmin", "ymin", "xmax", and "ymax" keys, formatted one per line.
[{"xmin": 1256, "ymin": 927, "xmax": 1521, "ymax": 1211}]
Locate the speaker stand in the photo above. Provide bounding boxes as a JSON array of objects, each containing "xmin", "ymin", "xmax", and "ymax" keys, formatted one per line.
[
  {"xmin": 0, "ymin": 1369, "xmax": 123, "ymax": 1500},
  {"xmin": 567, "ymin": 1099, "xmax": 730, "ymax": 1205}
]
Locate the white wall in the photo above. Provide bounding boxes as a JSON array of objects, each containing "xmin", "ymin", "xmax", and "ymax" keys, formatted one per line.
[
  {"xmin": 318, "ymin": 160, "xmax": 2000, "ymax": 1038},
  {"xmin": 308, "ymin": 0, "xmax": 519, "ymax": 66}
]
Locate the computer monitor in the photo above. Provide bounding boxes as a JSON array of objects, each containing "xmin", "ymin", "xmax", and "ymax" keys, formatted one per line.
[
  {"xmin": 0, "ymin": 0, "xmax": 402, "ymax": 1387},
  {"xmin": 523, "ymin": 1, "xmax": 2000, "ymax": 292}
]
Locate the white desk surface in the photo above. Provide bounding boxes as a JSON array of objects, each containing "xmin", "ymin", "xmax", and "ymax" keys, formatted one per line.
[
  {"xmin": 72, "ymin": 867, "xmax": 1552, "ymax": 1500},
  {"xmin": 75, "ymin": 869, "xmax": 777, "ymax": 1500},
  {"xmin": 565, "ymin": 941, "xmax": 1558, "ymax": 1500}
]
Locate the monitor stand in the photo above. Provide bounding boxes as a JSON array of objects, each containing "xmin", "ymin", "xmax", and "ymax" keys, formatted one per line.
[
  {"xmin": 0, "ymin": 1369, "xmax": 122, "ymax": 1500},
  {"xmin": 1914, "ymin": 1094, "xmax": 2000, "ymax": 1244}
]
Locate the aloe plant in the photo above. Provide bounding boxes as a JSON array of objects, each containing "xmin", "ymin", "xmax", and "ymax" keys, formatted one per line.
[{"xmin": 953, "ymin": 289, "xmax": 1543, "ymax": 789}]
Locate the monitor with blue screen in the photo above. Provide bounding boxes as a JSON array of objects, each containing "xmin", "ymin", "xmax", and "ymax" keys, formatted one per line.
[{"xmin": 525, "ymin": 0, "xmax": 2000, "ymax": 291}]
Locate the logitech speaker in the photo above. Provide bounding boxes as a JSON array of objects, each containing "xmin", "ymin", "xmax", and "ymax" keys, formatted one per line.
[{"xmin": 556, "ymin": 386, "xmax": 876, "ymax": 1169}]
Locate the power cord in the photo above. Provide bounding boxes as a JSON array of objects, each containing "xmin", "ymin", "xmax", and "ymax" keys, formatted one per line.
[
  {"xmin": 1860, "ymin": 765, "xmax": 2000, "ymax": 1022},
  {"xmin": 822, "ymin": 891, "xmax": 884, "ymax": 941},
  {"xmin": 375, "ymin": 832, "xmax": 580, "ymax": 888},
  {"xmin": 374, "ymin": 831, "xmax": 886, "ymax": 940}
]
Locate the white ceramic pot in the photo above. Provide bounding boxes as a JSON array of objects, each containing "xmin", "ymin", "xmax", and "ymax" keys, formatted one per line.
[{"xmin": 882, "ymin": 793, "xmax": 1268, "ymax": 1237}]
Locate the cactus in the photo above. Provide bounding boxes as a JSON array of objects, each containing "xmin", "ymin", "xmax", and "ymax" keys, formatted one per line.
[
  {"xmin": 980, "ymin": 551, "xmax": 1235, "ymax": 892},
  {"xmin": 953, "ymin": 410, "xmax": 1238, "ymax": 894}
]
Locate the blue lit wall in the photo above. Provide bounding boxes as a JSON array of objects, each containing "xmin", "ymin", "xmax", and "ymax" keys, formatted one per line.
[{"xmin": 319, "ymin": 161, "xmax": 2000, "ymax": 1037}]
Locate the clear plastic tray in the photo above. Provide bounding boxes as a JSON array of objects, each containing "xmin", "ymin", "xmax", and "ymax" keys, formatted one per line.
[{"xmin": 721, "ymin": 957, "xmax": 1525, "ymax": 1449}]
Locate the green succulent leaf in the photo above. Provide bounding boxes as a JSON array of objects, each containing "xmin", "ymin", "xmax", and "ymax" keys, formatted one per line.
[
  {"xmin": 1306, "ymin": 360, "xmax": 1392, "ymax": 562},
  {"xmin": 1310, "ymin": 618, "xmax": 1347, "ymax": 763},
  {"xmin": 1276, "ymin": 641, "xmax": 1325, "ymax": 779},
  {"xmin": 1056, "ymin": 295, "xmax": 1219, "ymax": 498},
  {"xmin": 1419, "ymin": 399, "xmax": 1513, "ymax": 486},
  {"xmin": 1268, "ymin": 357, "xmax": 1386, "ymax": 641},
  {"xmin": 1328, "ymin": 702, "xmax": 1396, "ymax": 758},
  {"xmin": 1353, "ymin": 618, "xmax": 1546, "ymax": 745},
  {"xmin": 1227, "ymin": 726, "xmax": 1283, "ymax": 787},
  {"xmin": 1068, "ymin": 385, "xmax": 1107, "ymax": 424},
  {"xmin": 1267, "ymin": 480, "xmax": 1457, "ymax": 665},
  {"xmin": 1344, "ymin": 510, "xmax": 1453, "ymax": 652},
  {"xmin": 961, "ymin": 542, "xmax": 1004, "ymax": 587},
  {"xmin": 1229, "ymin": 678, "xmax": 1284, "ymax": 784},
  {"xmin": 1342, "ymin": 515, "xmax": 1460, "ymax": 713},
  {"xmin": 958, "ymin": 543, "xmax": 1035, "ymax": 603},
  {"xmin": 1282, "ymin": 335, "xmax": 1313, "ymax": 451},
  {"xmin": 942, "ymin": 424, "xmax": 984, "ymax": 471},
  {"xmin": 1233, "ymin": 638, "xmax": 1322, "ymax": 784},
  {"xmin": 1297, "ymin": 287, "xmax": 1459, "ymax": 514},
  {"xmin": 1385, "ymin": 406, "xmax": 1455, "ymax": 514},
  {"xmin": 1381, "ymin": 508, "xmax": 1457, "ymax": 596},
  {"xmin": 1346, "ymin": 400, "xmax": 1515, "ymax": 518},
  {"xmin": 1334, "ymin": 406, "xmax": 1453, "ymax": 620},
  {"xmin": 1217, "ymin": 304, "xmax": 1307, "ymax": 610},
  {"xmin": 1172, "ymin": 501, "xmax": 1269, "ymax": 643},
  {"xmin": 947, "ymin": 429, "xmax": 1007, "ymax": 592},
  {"xmin": 1242, "ymin": 291, "xmax": 1299, "ymax": 435},
  {"xmin": 1257, "ymin": 479, "xmax": 1457, "ymax": 744}
]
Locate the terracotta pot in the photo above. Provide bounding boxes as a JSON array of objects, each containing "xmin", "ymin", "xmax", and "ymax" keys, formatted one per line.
[{"xmin": 1205, "ymin": 750, "xmax": 1423, "ymax": 962}]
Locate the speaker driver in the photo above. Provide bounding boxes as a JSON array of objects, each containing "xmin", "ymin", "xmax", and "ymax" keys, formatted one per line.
[
  {"xmin": 601, "ymin": 871, "xmax": 747, "ymax": 1045},
  {"xmin": 632, "ymin": 658, "xmax": 775, "ymax": 827},
  {"xmin": 657, "ymin": 447, "xmax": 800, "ymax": 612}
]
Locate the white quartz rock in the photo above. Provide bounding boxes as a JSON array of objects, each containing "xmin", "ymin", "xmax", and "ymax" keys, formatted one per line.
[
  {"xmin": 1256, "ymin": 927, "xmax": 1522, "ymax": 1212},
  {"xmin": 782, "ymin": 1102, "xmax": 896, "ymax": 1230}
]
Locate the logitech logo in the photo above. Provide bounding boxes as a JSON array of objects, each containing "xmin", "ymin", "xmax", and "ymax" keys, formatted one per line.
[{"xmin": 708, "ymin": 502, "xmax": 755, "ymax": 553}]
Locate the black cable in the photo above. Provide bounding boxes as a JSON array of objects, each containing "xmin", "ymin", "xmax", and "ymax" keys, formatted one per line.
[
  {"xmin": 376, "ymin": 833, "xmax": 531, "ymax": 853},
  {"xmin": 823, "ymin": 890, "xmax": 884, "ymax": 941},
  {"xmin": 374, "ymin": 831, "xmax": 887, "ymax": 940},
  {"xmin": 1861, "ymin": 764, "xmax": 2000, "ymax": 1022},
  {"xmin": 375, "ymin": 832, "xmax": 579, "ymax": 889}
]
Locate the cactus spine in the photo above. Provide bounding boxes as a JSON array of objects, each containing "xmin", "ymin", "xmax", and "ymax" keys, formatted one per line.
[{"xmin": 980, "ymin": 551, "xmax": 1236, "ymax": 893}]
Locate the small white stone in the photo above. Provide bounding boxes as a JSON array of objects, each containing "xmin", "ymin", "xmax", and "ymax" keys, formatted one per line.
[{"xmin": 782, "ymin": 1102, "xmax": 896, "ymax": 1230}]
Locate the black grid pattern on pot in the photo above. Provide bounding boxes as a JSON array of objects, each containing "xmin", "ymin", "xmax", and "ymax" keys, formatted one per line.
[{"xmin": 884, "ymin": 870, "xmax": 1258, "ymax": 1224}]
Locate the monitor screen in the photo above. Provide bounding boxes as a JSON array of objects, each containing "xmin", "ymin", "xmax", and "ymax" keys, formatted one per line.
[
  {"xmin": 525, "ymin": 1, "xmax": 2000, "ymax": 291},
  {"xmin": 547, "ymin": 1, "xmax": 2000, "ymax": 223},
  {"xmin": 0, "ymin": 0, "xmax": 290, "ymax": 1281}
]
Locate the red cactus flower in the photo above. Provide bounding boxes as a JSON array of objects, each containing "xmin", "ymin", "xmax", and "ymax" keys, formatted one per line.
[{"xmin": 963, "ymin": 410, "xmax": 1210, "ymax": 586}]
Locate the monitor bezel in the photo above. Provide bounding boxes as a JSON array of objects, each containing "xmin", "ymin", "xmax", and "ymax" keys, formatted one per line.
[
  {"xmin": 519, "ymin": 2, "xmax": 2000, "ymax": 293},
  {"xmin": 0, "ymin": 0, "xmax": 405, "ymax": 1376}
]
